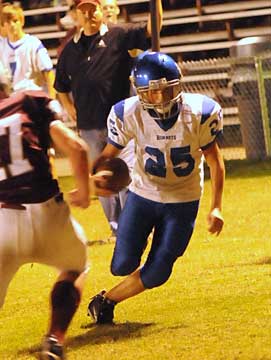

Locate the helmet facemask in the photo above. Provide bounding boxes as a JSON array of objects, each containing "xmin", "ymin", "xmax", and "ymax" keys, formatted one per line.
[{"xmin": 135, "ymin": 77, "xmax": 182, "ymax": 120}]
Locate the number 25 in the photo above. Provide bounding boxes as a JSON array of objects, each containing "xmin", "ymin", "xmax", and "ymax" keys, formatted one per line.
[{"xmin": 145, "ymin": 145, "xmax": 195, "ymax": 178}]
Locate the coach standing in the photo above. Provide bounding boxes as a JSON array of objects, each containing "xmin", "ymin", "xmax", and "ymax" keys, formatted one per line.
[{"xmin": 54, "ymin": 0, "xmax": 162, "ymax": 230}]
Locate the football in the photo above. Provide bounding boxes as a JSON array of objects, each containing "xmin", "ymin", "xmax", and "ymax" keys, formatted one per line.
[{"xmin": 93, "ymin": 158, "xmax": 131, "ymax": 193}]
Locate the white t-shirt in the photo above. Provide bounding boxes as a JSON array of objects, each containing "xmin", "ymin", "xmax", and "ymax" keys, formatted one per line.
[
  {"xmin": 1, "ymin": 34, "xmax": 53, "ymax": 92},
  {"xmin": 107, "ymin": 93, "xmax": 223, "ymax": 203}
]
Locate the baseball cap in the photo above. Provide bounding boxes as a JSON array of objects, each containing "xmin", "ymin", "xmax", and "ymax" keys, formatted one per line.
[{"xmin": 75, "ymin": 0, "xmax": 100, "ymax": 9}]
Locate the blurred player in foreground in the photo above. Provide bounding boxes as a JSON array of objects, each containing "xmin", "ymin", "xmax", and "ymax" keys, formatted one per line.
[
  {"xmin": 88, "ymin": 51, "xmax": 225, "ymax": 324},
  {"xmin": 0, "ymin": 61, "xmax": 91, "ymax": 360}
]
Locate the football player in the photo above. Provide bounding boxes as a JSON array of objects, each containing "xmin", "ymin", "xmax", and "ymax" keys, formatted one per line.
[
  {"xmin": 0, "ymin": 61, "xmax": 91, "ymax": 360},
  {"xmin": 87, "ymin": 51, "xmax": 225, "ymax": 324}
]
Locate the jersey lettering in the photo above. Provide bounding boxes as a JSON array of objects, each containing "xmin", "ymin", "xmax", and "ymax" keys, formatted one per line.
[
  {"xmin": 0, "ymin": 113, "xmax": 33, "ymax": 180},
  {"xmin": 145, "ymin": 145, "xmax": 194, "ymax": 178},
  {"xmin": 209, "ymin": 119, "xmax": 219, "ymax": 136}
]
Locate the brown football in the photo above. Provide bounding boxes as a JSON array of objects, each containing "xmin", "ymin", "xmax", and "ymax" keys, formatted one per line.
[{"xmin": 94, "ymin": 158, "xmax": 131, "ymax": 193}]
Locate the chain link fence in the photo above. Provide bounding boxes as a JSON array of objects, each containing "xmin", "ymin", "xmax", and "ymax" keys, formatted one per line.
[
  {"xmin": 180, "ymin": 52, "xmax": 271, "ymax": 160},
  {"xmin": 59, "ymin": 52, "xmax": 271, "ymax": 175}
]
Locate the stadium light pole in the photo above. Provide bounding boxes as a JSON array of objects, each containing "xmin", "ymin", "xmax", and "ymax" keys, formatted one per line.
[{"xmin": 150, "ymin": 0, "xmax": 160, "ymax": 51}]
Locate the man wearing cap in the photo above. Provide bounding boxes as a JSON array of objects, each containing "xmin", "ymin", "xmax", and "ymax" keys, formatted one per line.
[{"xmin": 54, "ymin": 0, "xmax": 162, "ymax": 239}]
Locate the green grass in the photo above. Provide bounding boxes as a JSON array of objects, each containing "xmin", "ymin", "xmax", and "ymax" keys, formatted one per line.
[{"xmin": 0, "ymin": 160, "xmax": 271, "ymax": 360}]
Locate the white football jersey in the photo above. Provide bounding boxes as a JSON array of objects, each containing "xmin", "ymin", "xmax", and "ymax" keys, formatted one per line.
[
  {"xmin": 0, "ymin": 36, "xmax": 4, "ymax": 49},
  {"xmin": 1, "ymin": 34, "xmax": 53, "ymax": 92},
  {"xmin": 107, "ymin": 93, "xmax": 223, "ymax": 203},
  {"xmin": 117, "ymin": 139, "xmax": 135, "ymax": 173}
]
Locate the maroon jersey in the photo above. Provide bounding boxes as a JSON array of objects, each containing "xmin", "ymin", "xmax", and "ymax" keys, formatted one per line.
[{"xmin": 0, "ymin": 91, "xmax": 60, "ymax": 203}]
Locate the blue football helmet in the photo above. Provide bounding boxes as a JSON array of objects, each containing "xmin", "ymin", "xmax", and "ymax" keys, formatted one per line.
[{"xmin": 131, "ymin": 51, "xmax": 183, "ymax": 120}]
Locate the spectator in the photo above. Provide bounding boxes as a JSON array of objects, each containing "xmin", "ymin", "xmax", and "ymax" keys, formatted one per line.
[
  {"xmin": 54, "ymin": 0, "xmax": 163, "ymax": 240},
  {"xmin": 87, "ymin": 51, "xmax": 225, "ymax": 324},
  {"xmin": 101, "ymin": 0, "xmax": 119, "ymax": 25},
  {"xmin": 0, "ymin": 3, "xmax": 56, "ymax": 98},
  {"xmin": 0, "ymin": 60, "xmax": 91, "ymax": 360},
  {"xmin": 57, "ymin": 2, "xmax": 81, "ymax": 58}
]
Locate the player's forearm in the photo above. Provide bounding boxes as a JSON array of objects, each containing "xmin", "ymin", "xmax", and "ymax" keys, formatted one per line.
[
  {"xmin": 208, "ymin": 153, "xmax": 225, "ymax": 210},
  {"xmin": 203, "ymin": 142, "xmax": 225, "ymax": 211},
  {"xmin": 63, "ymin": 136, "xmax": 91, "ymax": 200},
  {"xmin": 69, "ymin": 148, "xmax": 90, "ymax": 197},
  {"xmin": 62, "ymin": 130, "xmax": 90, "ymax": 195},
  {"xmin": 50, "ymin": 121, "xmax": 90, "ymax": 196}
]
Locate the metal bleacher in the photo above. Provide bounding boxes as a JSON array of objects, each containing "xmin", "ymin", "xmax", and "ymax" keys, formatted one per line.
[
  {"xmin": 23, "ymin": 0, "xmax": 271, "ymax": 63},
  {"xmin": 23, "ymin": 0, "xmax": 270, "ymax": 142}
]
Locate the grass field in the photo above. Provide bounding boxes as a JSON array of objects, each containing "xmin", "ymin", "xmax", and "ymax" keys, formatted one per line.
[{"xmin": 0, "ymin": 160, "xmax": 270, "ymax": 360}]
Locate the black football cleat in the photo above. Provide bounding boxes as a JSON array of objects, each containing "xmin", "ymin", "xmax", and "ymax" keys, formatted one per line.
[
  {"xmin": 39, "ymin": 334, "xmax": 65, "ymax": 360},
  {"xmin": 87, "ymin": 290, "xmax": 116, "ymax": 324}
]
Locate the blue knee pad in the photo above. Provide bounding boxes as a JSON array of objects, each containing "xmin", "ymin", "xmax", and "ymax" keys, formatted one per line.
[
  {"xmin": 111, "ymin": 253, "xmax": 140, "ymax": 276},
  {"xmin": 140, "ymin": 252, "xmax": 177, "ymax": 289}
]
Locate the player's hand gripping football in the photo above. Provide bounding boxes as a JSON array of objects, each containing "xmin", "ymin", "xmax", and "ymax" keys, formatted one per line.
[
  {"xmin": 89, "ymin": 169, "xmax": 116, "ymax": 197},
  {"xmin": 207, "ymin": 208, "xmax": 224, "ymax": 236},
  {"xmin": 90, "ymin": 158, "xmax": 131, "ymax": 197},
  {"xmin": 68, "ymin": 189, "xmax": 90, "ymax": 209}
]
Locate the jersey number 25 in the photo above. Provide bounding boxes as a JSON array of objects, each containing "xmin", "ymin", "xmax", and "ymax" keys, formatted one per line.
[{"xmin": 145, "ymin": 145, "xmax": 195, "ymax": 178}]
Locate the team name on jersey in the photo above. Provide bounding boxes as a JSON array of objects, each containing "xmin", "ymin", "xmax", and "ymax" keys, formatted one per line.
[{"xmin": 156, "ymin": 135, "xmax": 177, "ymax": 141}]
